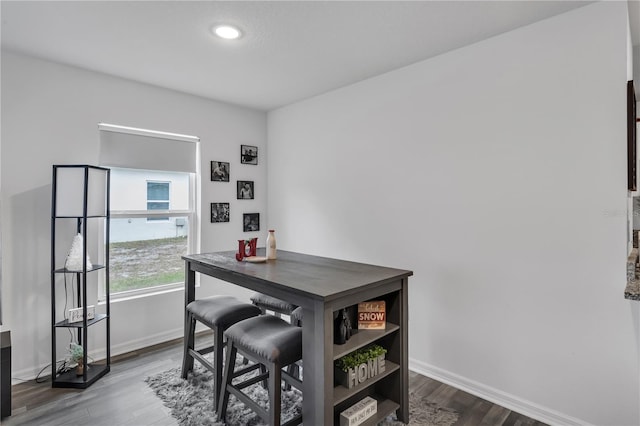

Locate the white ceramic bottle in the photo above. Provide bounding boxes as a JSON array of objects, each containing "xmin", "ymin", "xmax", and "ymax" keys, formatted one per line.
[{"xmin": 266, "ymin": 229, "xmax": 277, "ymax": 260}]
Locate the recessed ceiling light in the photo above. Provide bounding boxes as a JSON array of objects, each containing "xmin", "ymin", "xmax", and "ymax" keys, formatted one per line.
[{"xmin": 213, "ymin": 25, "xmax": 241, "ymax": 40}]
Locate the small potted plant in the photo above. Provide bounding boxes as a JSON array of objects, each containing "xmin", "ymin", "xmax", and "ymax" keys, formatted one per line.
[
  {"xmin": 69, "ymin": 343, "xmax": 84, "ymax": 376},
  {"xmin": 334, "ymin": 344, "xmax": 387, "ymax": 389}
]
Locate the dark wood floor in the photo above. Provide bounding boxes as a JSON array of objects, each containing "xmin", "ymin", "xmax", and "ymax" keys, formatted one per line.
[{"xmin": 5, "ymin": 337, "xmax": 547, "ymax": 425}]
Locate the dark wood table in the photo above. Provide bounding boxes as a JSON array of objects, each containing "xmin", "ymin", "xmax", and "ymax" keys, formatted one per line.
[{"xmin": 183, "ymin": 250, "xmax": 412, "ymax": 425}]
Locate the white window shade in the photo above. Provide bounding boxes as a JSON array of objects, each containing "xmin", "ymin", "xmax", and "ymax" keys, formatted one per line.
[{"xmin": 99, "ymin": 124, "xmax": 199, "ymax": 173}]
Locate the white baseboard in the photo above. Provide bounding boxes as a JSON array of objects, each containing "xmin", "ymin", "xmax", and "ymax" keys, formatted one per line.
[
  {"xmin": 107, "ymin": 327, "xmax": 184, "ymax": 359},
  {"xmin": 12, "ymin": 327, "xmax": 184, "ymax": 385},
  {"xmin": 408, "ymin": 358, "xmax": 594, "ymax": 426}
]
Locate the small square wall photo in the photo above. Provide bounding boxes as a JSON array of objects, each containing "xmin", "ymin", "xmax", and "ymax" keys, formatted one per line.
[
  {"xmin": 241, "ymin": 145, "xmax": 258, "ymax": 165},
  {"xmin": 237, "ymin": 181, "xmax": 254, "ymax": 200},
  {"xmin": 211, "ymin": 203, "xmax": 230, "ymax": 223},
  {"xmin": 243, "ymin": 213, "xmax": 260, "ymax": 232},
  {"xmin": 211, "ymin": 161, "xmax": 230, "ymax": 182}
]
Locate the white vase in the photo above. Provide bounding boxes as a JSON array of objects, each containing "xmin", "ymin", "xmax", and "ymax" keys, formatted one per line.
[{"xmin": 266, "ymin": 230, "xmax": 277, "ymax": 260}]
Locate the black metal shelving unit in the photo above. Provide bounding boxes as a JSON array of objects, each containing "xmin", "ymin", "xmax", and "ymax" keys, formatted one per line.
[{"xmin": 50, "ymin": 165, "xmax": 110, "ymax": 389}]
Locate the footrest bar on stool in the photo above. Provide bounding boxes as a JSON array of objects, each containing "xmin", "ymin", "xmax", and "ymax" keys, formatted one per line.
[
  {"xmin": 188, "ymin": 349, "xmax": 216, "ymax": 374},
  {"xmin": 282, "ymin": 369, "xmax": 302, "ymax": 390},
  {"xmin": 235, "ymin": 372, "xmax": 269, "ymax": 390},
  {"xmin": 281, "ymin": 415, "xmax": 303, "ymax": 426},
  {"xmin": 231, "ymin": 363, "xmax": 261, "ymax": 378},
  {"xmin": 195, "ymin": 345, "xmax": 214, "ymax": 356},
  {"xmin": 227, "ymin": 385, "xmax": 269, "ymax": 421}
]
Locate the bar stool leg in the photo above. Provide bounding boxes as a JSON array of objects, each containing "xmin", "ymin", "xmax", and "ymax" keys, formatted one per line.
[
  {"xmin": 181, "ymin": 311, "xmax": 196, "ymax": 379},
  {"xmin": 212, "ymin": 324, "xmax": 224, "ymax": 411},
  {"xmin": 260, "ymin": 364, "xmax": 268, "ymax": 389},
  {"xmin": 216, "ymin": 343, "xmax": 238, "ymax": 423},
  {"xmin": 268, "ymin": 360, "xmax": 281, "ymax": 426}
]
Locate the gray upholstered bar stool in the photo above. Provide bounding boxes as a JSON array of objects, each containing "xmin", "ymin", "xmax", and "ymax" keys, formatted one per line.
[
  {"xmin": 181, "ymin": 295, "xmax": 262, "ymax": 411},
  {"xmin": 250, "ymin": 292, "xmax": 298, "ymax": 322},
  {"xmin": 217, "ymin": 315, "xmax": 303, "ymax": 426}
]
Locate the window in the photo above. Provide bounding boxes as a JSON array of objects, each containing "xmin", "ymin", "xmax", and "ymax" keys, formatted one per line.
[
  {"xmin": 109, "ymin": 169, "xmax": 194, "ymax": 295},
  {"xmin": 98, "ymin": 123, "xmax": 199, "ymax": 298},
  {"xmin": 147, "ymin": 181, "xmax": 170, "ymax": 221}
]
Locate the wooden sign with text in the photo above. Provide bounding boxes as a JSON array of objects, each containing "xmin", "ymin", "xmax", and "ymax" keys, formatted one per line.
[{"xmin": 357, "ymin": 300, "xmax": 386, "ymax": 330}]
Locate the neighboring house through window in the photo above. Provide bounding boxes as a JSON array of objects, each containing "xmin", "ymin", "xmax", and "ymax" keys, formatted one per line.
[{"xmin": 147, "ymin": 181, "xmax": 170, "ymax": 221}]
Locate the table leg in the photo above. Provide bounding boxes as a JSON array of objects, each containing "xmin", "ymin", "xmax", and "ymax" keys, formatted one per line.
[
  {"xmin": 398, "ymin": 279, "xmax": 409, "ymax": 422},
  {"xmin": 302, "ymin": 301, "xmax": 333, "ymax": 425},
  {"xmin": 185, "ymin": 261, "xmax": 196, "ymax": 305},
  {"xmin": 182, "ymin": 261, "xmax": 196, "ymax": 374}
]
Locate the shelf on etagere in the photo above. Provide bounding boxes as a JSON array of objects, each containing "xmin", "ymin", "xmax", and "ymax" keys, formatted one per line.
[
  {"xmin": 359, "ymin": 397, "xmax": 400, "ymax": 426},
  {"xmin": 333, "ymin": 360, "xmax": 400, "ymax": 406},
  {"xmin": 333, "ymin": 322, "xmax": 399, "ymax": 360},
  {"xmin": 54, "ymin": 314, "xmax": 107, "ymax": 329},
  {"xmin": 54, "ymin": 265, "xmax": 106, "ymax": 274},
  {"xmin": 52, "ymin": 362, "xmax": 110, "ymax": 389},
  {"xmin": 333, "ymin": 394, "xmax": 400, "ymax": 426}
]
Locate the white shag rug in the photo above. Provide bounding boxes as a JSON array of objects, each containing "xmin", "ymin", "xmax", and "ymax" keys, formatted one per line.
[{"xmin": 146, "ymin": 362, "xmax": 458, "ymax": 426}]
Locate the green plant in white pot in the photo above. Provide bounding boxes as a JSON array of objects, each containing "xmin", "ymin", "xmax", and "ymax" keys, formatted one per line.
[{"xmin": 69, "ymin": 343, "xmax": 84, "ymax": 376}]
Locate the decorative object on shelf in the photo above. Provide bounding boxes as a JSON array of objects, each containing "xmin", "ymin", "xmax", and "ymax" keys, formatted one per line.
[
  {"xmin": 211, "ymin": 161, "xmax": 230, "ymax": 182},
  {"xmin": 69, "ymin": 343, "xmax": 84, "ymax": 376},
  {"xmin": 64, "ymin": 233, "xmax": 92, "ymax": 271},
  {"xmin": 242, "ymin": 213, "xmax": 260, "ymax": 232},
  {"xmin": 334, "ymin": 308, "xmax": 352, "ymax": 345},
  {"xmin": 210, "ymin": 203, "xmax": 230, "ymax": 223},
  {"xmin": 335, "ymin": 344, "xmax": 387, "ymax": 389},
  {"xmin": 236, "ymin": 238, "xmax": 258, "ymax": 261},
  {"xmin": 357, "ymin": 300, "xmax": 386, "ymax": 330},
  {"xmin": 340, "ymin": 396, "xmax": 377, "ymax": 426},
  {"xmin": 67, "ymin": 305, "xmax": 95, "ymax": 323},
  {"xmin": 266, "ymin": 229, "xmax": 277, "ymax": 260},
  {"xmin": 240, "ymin": 144, "xmax": 258, "ymax": 165},
  {"xmin": 237, "ymin": 180, "xmax": 254, "ymax": 199}
]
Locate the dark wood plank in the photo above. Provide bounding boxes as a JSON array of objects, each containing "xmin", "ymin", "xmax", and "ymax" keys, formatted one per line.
[
  {"xmin": 456, "ymin": 398, "xmax": 493, "ymax": 426},
  {"xmin": 480, "ymin": 404, "xmax": 512, "ymax": 425},
  {"xmin": 407, "ymin": 370, "xmax": 441, "ymax": 395}
]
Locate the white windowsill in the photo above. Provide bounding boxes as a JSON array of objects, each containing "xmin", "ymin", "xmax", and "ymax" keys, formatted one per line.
[{"xmin": 97, "ymin": 283, "xmax": 186, "ymax": 305}]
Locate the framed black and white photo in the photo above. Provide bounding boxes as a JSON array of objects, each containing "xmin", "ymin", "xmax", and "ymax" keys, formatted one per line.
[
  {"xmin": 211, "ymin": 161, "xmax": 230, "ymax": 182},
  {"xmin": 237, "ymin": 180, "xmax": 254, "ymax": 199},
  {"xmin": 243, "ymin": 213, "xmax": 260, "ymax": 232},
  {"xmin": 210, "ymin": 203, "xmax": 230, "ymax": 223},
  {"xmin": 241, "ymin": 145, "xmax": 258, "ymax": 165}
]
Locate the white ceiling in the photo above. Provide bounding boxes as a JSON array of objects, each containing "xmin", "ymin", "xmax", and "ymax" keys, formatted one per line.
[{"xmin": 2, "ymin": 0, "xmax": 634, "ymax": 111}]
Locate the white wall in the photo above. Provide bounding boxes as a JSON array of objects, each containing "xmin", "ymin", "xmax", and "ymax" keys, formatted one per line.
[
  {"xmin": 1, "ymin": 51, "xmax": 267, "ymax": 378},
  {"xmin": 268, "ymin": 3, "xmax": 639, "ymax": 425}
]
